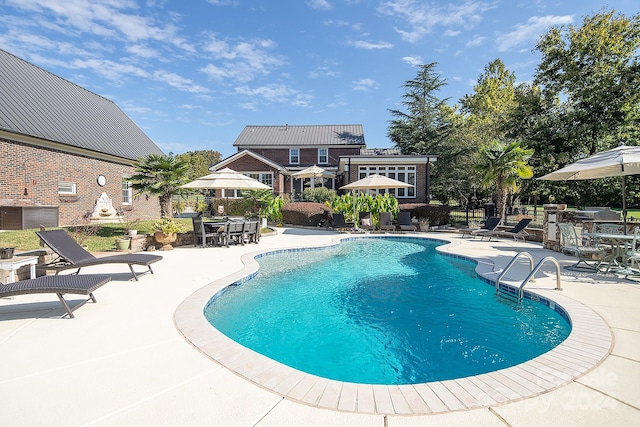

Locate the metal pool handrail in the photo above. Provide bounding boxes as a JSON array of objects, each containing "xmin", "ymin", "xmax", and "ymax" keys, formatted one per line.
[{"xmin": 496, "ymin": 251, "xmax": 562, "ymax": 301}]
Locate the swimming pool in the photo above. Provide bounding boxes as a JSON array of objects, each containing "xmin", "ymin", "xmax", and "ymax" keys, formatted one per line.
[{"xmin": 204, "ymin": 237, "xmax": 571, "ymax": 385}]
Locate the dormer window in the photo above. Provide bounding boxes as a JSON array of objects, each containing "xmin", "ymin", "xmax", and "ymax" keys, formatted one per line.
[
  {"xmin": 289, "ymin": 148, "xmax": 300, "ymax": 164},
  {"xmin": 318, "ymin": 148, "xmax": 328, "ymax": 164}
]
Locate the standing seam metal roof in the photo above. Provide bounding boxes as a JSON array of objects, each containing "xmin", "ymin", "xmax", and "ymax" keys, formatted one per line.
[
  {"xmin": 233, "ymin": 125, "xmax": 366, "ymax": 147},
  {"xmin": 0, "ymin": 49, "xmax": 164, "ymax": 161}
]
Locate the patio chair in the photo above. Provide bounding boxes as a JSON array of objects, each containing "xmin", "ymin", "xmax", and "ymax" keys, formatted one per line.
[
  {"xmin": 242, "ymin": 220, "xmax": 260, "ymax": 244},
  {"xmin": 359, "ymin": 212, "xmax": 375, "ymax": 231},
  {"xmin": 192, "ymin": 217, "xmax": 217, "ymax": 247},
  {"xmin": 36, "ymin": 229, "xmax": 162, "ymax": 281},
  {"xmin": 459, "ymin": 216, "xmax": 501, "ymax": 239},
  {"xmin": 592, "ymin": 223, "xmax": 625, "ymax": 246},
  {"xmin": 397, "ymin": 211, "xmax": 416, "ymax": 231},
  {"xmin": 623, "ymin": 226, "xmax": 640, "ymax": 279},
  {"xmin": 379, "ymin": 212, "xmax": 395, "ymax": 231},
  {"xmin": 222, "ymin": 221, "xmax": 246, "ymax": 247},
  {"xmin": 558, "ymin": 223, "xmax": 605, "ymax": 271},
  {"xmin": 0, "ymin": 274, "xmax": 112, "ymax": 318},
  {"xmin": 331, "ymin": 213, "xmax": 353, "ymax": 231},
  {"xmin": 485, "ymin": 218, "xmax": 532, "ymax": 241}
]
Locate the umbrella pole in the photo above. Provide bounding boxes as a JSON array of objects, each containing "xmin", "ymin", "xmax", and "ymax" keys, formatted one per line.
[{"xmin": 622, "ymin": 175, "xmax": 628, "ymax": 234}]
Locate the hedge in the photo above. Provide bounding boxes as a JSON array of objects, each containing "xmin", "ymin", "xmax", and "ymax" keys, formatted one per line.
[{"xmin": 281, "ymin": 202, "xmax": 333, "ymax": 226}]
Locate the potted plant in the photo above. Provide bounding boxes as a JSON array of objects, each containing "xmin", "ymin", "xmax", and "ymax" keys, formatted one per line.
[
  {"xmin": 418, "ymin": 217, "xmax": 430, "ymax": 232},
  {"xmin": 152, "ymin": 218, "xmax": 187, "ymax": 250},
  {"xmin": 123, "ymin": 218, "xmax": 142, "ymax": 236}
]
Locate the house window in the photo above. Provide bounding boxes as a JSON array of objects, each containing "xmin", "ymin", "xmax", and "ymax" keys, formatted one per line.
[
  {"xmin": 122, "ymin": 179, "xmax": 132, "ymax": 205},
  {"xmin": 58, "ymin": 181, "xmax": 76, "ymax": 195},
  {"xmin": 222, "ymin": 173, "xmax": 273, "ymax": 199},
  {"xmin": 289, "ymin": 148, "xmax": 300, "ymax": 164},
  {"xmin": 318, "ymin": 148, "xmax": 328, "ymax": 164},
  {"xmin": 357, "ymin": 166, "xmax": 416, "ymax": 198},
  {"xmin": 247, "ymin": 172, "xmax": 273, "ymax": 187}
]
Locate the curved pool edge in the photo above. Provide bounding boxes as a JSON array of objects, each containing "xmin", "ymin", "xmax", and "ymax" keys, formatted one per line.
[{"xmin": 174, "ymin": 235, "xmax": 613, "ymax": 415}]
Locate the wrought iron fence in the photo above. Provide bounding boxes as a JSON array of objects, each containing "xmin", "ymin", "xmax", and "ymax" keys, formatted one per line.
[{"xmin": 448, "ymin": 204, "xmax": 544, "ymax": 228}]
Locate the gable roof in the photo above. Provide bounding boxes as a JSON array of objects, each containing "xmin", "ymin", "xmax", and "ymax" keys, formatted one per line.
[
  {"xmin": 0, "ymin": 49, "xmax": 164, "ymax": 162},
  {"xmin": 212, "ymin": 149, "xmax": 287, "ymax": 172},
  {"xmin": 233, "ymin": 124, "xmax": 366, "ymax": 148}
]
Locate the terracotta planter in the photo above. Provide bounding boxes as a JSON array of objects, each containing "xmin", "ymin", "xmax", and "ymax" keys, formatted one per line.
[{"xmin": 154, "ymin": 231, "xmax": 177, "ymax": 251}]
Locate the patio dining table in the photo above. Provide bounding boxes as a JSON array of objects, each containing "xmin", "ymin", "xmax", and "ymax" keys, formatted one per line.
[{"xmin": 582, "ymin": 232, "xmax": 636, "ymax": 273}]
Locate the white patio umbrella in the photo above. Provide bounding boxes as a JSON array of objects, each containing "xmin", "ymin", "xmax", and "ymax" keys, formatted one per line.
[
  {"xmin": 181, "ymin": 167, "xmax": 271, "ymax": 214},
  {"xmin": 340, "ymin": 174, "xmax": 413, "ymax": 191},
  {"xmin": 292, "ymin": 165, "xmax": 335, "ymax": 191},
  {"xmin": 340, "ymin": 174, "xmax": 413, "ymax": 224},
  {"xmin": 292, "ymin": 165, "xmax": 335, "ymax": 179},
  {"xmin": 539, "ymin": 144, "xmax": 640, "ymax": 230}
]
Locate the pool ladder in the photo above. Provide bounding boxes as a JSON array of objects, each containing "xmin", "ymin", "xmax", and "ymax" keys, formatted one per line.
[{"xmin": 495, "ymin": 251, "xmax": 562, "ymax": 301}]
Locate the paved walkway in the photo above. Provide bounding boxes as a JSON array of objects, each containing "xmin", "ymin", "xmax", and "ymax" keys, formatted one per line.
[{"xmin": 1, "ymin": 228, "xmax": 638, "ymax": 426}]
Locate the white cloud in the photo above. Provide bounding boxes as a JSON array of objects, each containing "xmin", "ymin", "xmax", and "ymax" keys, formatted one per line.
[
  {"xmin": 377, "ymin": 0, "xmax": 495, "ymax": 43},
  {"xmin": 3, "ymin": 0, "xmax": 194, "ymax": 53},
  {"xmin": 235, "ymin": 83, "xmax": 296, "ymax": 103},
  {"xmin": 126, "ymin": 44, "xmax": 159, "ymax": 58},
  {"xmin": 201, "ymin": 35, "xmax": 285, "ymax": 83},
  {"xmin": 352, "ymin": 78, "xmax": 378, "ymax": 91},
  {"xmin": 466, "ymin": 35, "xmax": 487, "ymax": 47},
  {"xmin": 153, "ymin": 70, "xmax": 210, "ymax": 93},
  {"xmin": 496, "ymin": 15, "xmax": 573, "ymax": 52},
  {"xmin": 307, "ymin": 0, "xmax": 332, "ymax": 11},
  {"xmin": 206, "ymin": 0, "xmax": 238, "ymax": 5},
  {"xmin": 402, "ymin": 56, "xmax": 422, "ymax": 67},
  {"xmin": 349, "ymin": 40, "xmax": 394, "ymax": 50},
  {"xmin": 71, "ymin": 57, "xmax": 150, "ymax": 82}
]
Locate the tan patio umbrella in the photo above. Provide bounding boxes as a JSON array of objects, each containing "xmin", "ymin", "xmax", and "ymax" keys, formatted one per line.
[
  {"xmin": 292, "ymin": 164, "xmax": 335, "ymax": 179},
  {"xmin": 340, "ymin": 174, "xmax": 413, "ymax": 224},
  {"xmin": 181, "ymin": 167, "xmax": 271, "ymax": 214},
  {"xmin": 539, "ymin": 144, "xmax": 640, "ymax": 231},
  {"xmin": 292, "ymin": 165, "xmax": 335, "ymax": 190},
  {"xmin": 340, "ymin": 174, "xmax": 413, "ymax": 191}
]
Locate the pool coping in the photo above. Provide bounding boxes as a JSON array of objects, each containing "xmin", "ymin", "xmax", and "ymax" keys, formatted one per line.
[{"xmin": 173, "ymin": 235, "xmax": 613, "ymax": 415}]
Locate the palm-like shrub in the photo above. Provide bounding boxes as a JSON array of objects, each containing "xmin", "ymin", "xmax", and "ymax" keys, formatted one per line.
[{"xmin": 130, "ymin": 154, "xmax": 190, "ymax": 218}]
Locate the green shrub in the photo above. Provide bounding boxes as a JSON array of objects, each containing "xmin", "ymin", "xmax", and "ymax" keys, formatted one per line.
[
  {"xmin": 303, "ymin": 187, "xmax": 336, "ymax": 204},
  {"xmin": 281, "ymin": 202, "xmax": 332, "ymax": 226}
]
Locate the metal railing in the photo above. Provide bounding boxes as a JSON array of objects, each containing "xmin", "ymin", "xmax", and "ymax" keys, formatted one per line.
[{"xmin": 495, "ymin": 251, "xmax": 562, "ymax": 301}]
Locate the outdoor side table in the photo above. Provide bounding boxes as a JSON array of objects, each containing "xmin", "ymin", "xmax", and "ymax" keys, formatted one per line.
[{"xmin": 0, "ymin": 256, "xmax": 38, "ymax": 284}]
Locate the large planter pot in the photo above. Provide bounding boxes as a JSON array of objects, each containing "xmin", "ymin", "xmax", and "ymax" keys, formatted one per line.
[
  {"xmin": 154, "ymin": 231, "xmax": 177, "ymax": 251},
  {"xmin": 115, "ymin": 238, "xmax": 130, "ymax": 251}
]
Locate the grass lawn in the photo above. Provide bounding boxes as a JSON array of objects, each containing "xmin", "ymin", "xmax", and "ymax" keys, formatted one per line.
[{"xmin": 0, "ymin": 219, "xmax": 193, "ymax": 252}]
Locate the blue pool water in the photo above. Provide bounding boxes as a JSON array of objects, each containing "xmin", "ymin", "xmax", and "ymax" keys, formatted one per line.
[{"xmin": 204, "ymin": 237, "xmax": 571, "ymax": 385}]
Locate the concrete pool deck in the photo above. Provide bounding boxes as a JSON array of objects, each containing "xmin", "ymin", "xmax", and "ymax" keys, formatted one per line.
[{"xmin": 1, "ymin": 228, "xmax": 639, "ymax": 426}]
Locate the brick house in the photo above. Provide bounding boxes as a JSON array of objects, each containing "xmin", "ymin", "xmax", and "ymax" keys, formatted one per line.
[
  {"xmin": 214, "ymin": 124, "xmax": 437, "ymax": 203},
  {"xmin": 0, "ymin": 49, "xmax": 164, "ymax": 229}
]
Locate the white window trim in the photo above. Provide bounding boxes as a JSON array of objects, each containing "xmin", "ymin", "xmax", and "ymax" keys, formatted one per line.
[
  {"xmin": 357, "ymin": 166, "xmax": 416, "ymax": 198},
  {"xmin": 122, "ymin": 180, "xmax": 133, "ymax": 205},
  {"xmin": 289, "ymin": 148, "xmax": 300, "ymax": 164},
  {"xmin": 58, "ymin": 181, "xmax": 77, "ymax": 195},
  {"xmin": 318, "ymin": 148, "xmax": 328, "ymax": 164},
  {"xmin": 223, "ymin": 172, "xmax": 274, "ymax": 198}
]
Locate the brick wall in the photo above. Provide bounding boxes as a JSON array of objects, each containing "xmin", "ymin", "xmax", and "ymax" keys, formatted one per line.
[
  {"xmin": 1, "ymin": 137, "xmax": 161, "ymax": 226},
  {"xmin": 240, "ymin": 147, "xmax": 361, "ymax": 167}
]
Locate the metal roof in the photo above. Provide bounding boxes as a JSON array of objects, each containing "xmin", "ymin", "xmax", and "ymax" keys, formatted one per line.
[
  {"xmin": 0, "ymin": 49, "xmax": 164, "ymax": 161},
  {"xmin": 233, "ymin": 124, "xmax": 366, "ymax": 147}
]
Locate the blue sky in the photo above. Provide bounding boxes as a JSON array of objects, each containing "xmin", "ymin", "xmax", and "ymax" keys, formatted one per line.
[{"xmin": 0, "ymin": 1, "xmax": 637, "ymax": 159}]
